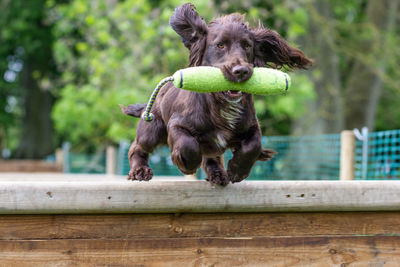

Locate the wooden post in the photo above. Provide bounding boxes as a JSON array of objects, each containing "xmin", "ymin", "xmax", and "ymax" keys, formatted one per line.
[
  {"xmin": 55, "ymin": 149, "xmax": 63, "ymax": 167},
  {"xmin": 55, "ymin": 148, "xmax": 64, "ymax": 172},
  {"xmin": 106, "ymin": 146, "xmax": 117, "ymax": 175},
  {"xmin": 340, "ymin": 130, "xmax": 355, "ymax": 180}
]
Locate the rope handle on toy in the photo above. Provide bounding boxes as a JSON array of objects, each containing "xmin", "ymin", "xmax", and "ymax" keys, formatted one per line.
[
  {"xmin": 141, "ymin": 76, "xmax": 174, "ymax": 122},
  {"xmin": 141, "ymin": 66, "xmax": 291, "ymax": 122}
]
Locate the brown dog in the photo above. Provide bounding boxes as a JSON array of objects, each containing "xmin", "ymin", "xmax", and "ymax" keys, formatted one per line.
[{"xmin": 122, "ymin": 3, "xmax": 312, "ymax": 185}]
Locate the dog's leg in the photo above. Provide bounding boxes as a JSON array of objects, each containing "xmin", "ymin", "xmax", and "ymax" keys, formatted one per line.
[
  {"xmin": 227, "ymin": 126, "xmax": 274, "ymax": 183},
  {"xmin": 128, "ymin": 118, "xmax": 167, "ymax": 181},
  {"xmin": 202, "ymin": 156, "xmax": 229, "ymax": 186},
  {"xmin": 128, "ymin": 141, "xmax": 153, "ymax": 181},
  {"xmin": 168, "ymin": 125, "xmax": 202, "ymax": 175}
]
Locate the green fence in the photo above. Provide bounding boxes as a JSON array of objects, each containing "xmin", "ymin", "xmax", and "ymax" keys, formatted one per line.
[
  {"xmin": 117, "ymin": 134, "xmax": 342, "ymax": 180},
  {"xmin": 117, "ymin": 141, "xmax": 183, "ymax": 177},
  {"xmin": 63, "ymin": 129, "xmax": 400, "ymax": 180},
  {"xmin": 355, "ymin": 129, "xmax": 400, "ymax": 180},
  {"xmin": 256, "ymin": 135, "xmax": 341, "ymax": 180},
  {"xmin": 63, "ymin": 143, "xmax": 106, "ymax": 174}
]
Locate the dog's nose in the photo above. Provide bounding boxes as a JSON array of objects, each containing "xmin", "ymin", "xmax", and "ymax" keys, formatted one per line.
[{"xmin": 232, "ymin": 65, "xmax": 251, "ymax": 81}]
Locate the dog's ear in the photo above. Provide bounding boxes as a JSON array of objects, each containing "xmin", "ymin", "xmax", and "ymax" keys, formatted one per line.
[
  {"xmin": 169, "ymin": 3, "xmax": 208, "ymax": 50},
  {"xmin": 253, "ymin": 27, "xmax": 312, "ymax": 70}
]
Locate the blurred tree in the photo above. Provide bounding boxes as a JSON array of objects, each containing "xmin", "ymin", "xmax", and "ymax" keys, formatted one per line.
[
  {"xmin": 294, "ymin": 1, "xmax": 344, "ymax": 134},
  {"xmin": 293, "ymin": 0, "xmax": 400, "ymax": 133},
  {"xmin": 343, "ymin": 0, "xmax": 399, "ymax": 130},
  {"xmin": 0, "ymin": 0, "xmax": 63, "ymax": 158}
]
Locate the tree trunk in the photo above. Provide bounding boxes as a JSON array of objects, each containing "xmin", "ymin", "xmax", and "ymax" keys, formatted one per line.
[
  {"xmin": 14, "ymin": 61, "xmax": 54, "ymax": 159},
  {"xmin": 344, "ymin": 0, "xmax": 399, "ymax": 130},
  {"xmin": 292, "ymin": 1, "xmax": 344, "ymax": 135}
]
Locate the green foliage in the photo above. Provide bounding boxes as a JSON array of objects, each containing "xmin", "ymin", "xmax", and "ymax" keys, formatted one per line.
[
  {"xmin": 255, "ymin": 73, "xmax": 315, "ymax": 135},
  {"xmin": 263, "ymin": 74, "xmax": 315, "ymax": 119},
  {"xmin": 52, "ymin": 84, "xmax": 138, "ymax": 146},
  {"xmin": 50, "ymin": 0, "xmax": 214, "ymax": 149}
]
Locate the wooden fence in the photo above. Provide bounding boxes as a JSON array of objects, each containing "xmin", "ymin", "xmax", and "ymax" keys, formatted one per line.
[
  {"xmin": 0, "ymin": 178, "xmax": 400, "ymax": 265},
  {"xmin": 0, "ymin": 160, "xmax": 62, "ymax": 173}
]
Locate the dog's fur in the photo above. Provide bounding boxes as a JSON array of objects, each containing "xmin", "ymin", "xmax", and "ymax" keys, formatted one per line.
[{"xmin": 121, "ymin": 3, "xmax": 312, "ymax": 185}]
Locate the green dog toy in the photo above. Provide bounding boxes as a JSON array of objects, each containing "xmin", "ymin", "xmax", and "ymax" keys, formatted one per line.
[{"xmin": 142, "ymin": 66, "xmax": 290, "ymax": 122}]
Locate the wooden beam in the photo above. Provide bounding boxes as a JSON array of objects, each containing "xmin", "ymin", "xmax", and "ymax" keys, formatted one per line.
[
  {"xmin": 0, "ymin": 212, "xmax": 400, "ymax": 240},
  {"xmin": 0, "ymin": 236, "xmax": 400, "ymax": 266},
  {"xmin": 1, "ymin": 180, "xmax": 400, "ymax": 213}
]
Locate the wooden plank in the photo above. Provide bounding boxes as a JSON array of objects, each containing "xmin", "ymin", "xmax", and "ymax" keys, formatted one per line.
[
  {"xmin": 1, "ymin": 180, "xmax": 400, "ymax": 213},
  {"xmin": 1, "ymin": 212, "xmax": 400, "ymax": 240},
  {"xmin": 0, "ymin": 236, "xmax": 399, "ymax": 266},
  {"xmin": 0, "ymin": 160, "xmax": 62, "ymax": 173}
]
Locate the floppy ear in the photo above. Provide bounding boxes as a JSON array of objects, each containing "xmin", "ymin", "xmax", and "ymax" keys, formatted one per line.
[
  {"xmin": 169, "ymin": 3, "xmax": 208, "ymax": 50},
  {"xmin": 253, "ymin": 27, "xmax": 312, "ymax": 70}
]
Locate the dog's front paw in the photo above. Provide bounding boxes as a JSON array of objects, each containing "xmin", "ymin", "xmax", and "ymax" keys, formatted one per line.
[
  {"xmin": 171, "ymin": 149, "xmax": 199, "ymax": 175},
  {"xmin": 227, "ymin": 170, "xmax": 249, "ymax": 183},
  {"xmin": 128, "ymin": 166, "xmax": 153, "ymax": 181},
  {"xmin": 227, "ymin": 162, "xmax": 250, "ymax": 183},
  {"xmin": 206, "ymin": 169, "xmax": 229, "ymax": 186}
]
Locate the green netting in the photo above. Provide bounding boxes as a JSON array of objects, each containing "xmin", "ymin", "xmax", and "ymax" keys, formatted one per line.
[
  {"xmin": 118, "ymin": 134, "xmax": 342, "ymax": 180},
  {"xmin": 63, "ymin": 130, "xmax": 400, "ymax": 179},
  {"xmin": 253, "ymin": 135, "xmax": 341, "ymax": 180},
  {"xmin": 355, "ymin": 129, "xmax": 400, "ymax": 180},
  {"xmin": 67, "ymin": 152, "xmax": 106, "ymax": 174},
  {"xmin": 118, "ymin": 142, "xmax": 187, "ymax": 177}
]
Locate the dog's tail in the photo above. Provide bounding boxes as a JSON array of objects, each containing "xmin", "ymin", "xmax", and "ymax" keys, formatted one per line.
[
  {"xmin": 119, "ymin": 104, "xmax": 146, "ymax": 118},
  {"xmin": 258, "ymin": 149, "xmax": 278, "ymax": 161}
]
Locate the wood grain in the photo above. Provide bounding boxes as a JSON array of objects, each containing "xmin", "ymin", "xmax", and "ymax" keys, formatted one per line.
[
  {"xmin": 0, "ymin": 236, "xmax": 399, "ymax": 267},
  {"xmin": 1, "ymin": 179, "xmax": 400, "ymax": 265},
  {"xmin": 2, "ymin": 180, "xmax": 400, "ymax": 213},
  {"xmin": 0, "ymin": 212, "xmax": 400, "ymax": 240}
]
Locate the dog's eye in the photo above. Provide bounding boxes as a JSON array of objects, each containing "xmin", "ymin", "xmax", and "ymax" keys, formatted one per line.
[
  {"xmin": 217, "ymin": 42, "xmax": 225, "ymax": 49},
  {"xmin": 244, "ymin": 43, "xmax": 251, "ymax": 49}
]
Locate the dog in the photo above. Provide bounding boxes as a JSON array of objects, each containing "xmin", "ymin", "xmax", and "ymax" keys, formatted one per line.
[{"xmin": 121, "ymin": 3, "xmax": 312, "ymax": 185}]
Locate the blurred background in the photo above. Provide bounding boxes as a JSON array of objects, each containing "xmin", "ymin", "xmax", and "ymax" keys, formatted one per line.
[{"xmin": 0, "ymin": 0, "xmax": 399, "ymax": 179}]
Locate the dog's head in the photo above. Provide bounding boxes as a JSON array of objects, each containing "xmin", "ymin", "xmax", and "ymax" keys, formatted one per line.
[{"xmin": 169, "ymin": 3, "xmax": 312, "ymax": 102}]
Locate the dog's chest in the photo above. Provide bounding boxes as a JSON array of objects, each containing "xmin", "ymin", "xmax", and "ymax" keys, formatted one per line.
[
  {"xmin": 219, "ymin": 102, "xmax": 243, "ymax": 129},
  {"xmin": 214, "ymin": 102, "xmax": 243, "ymax": 149}
]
